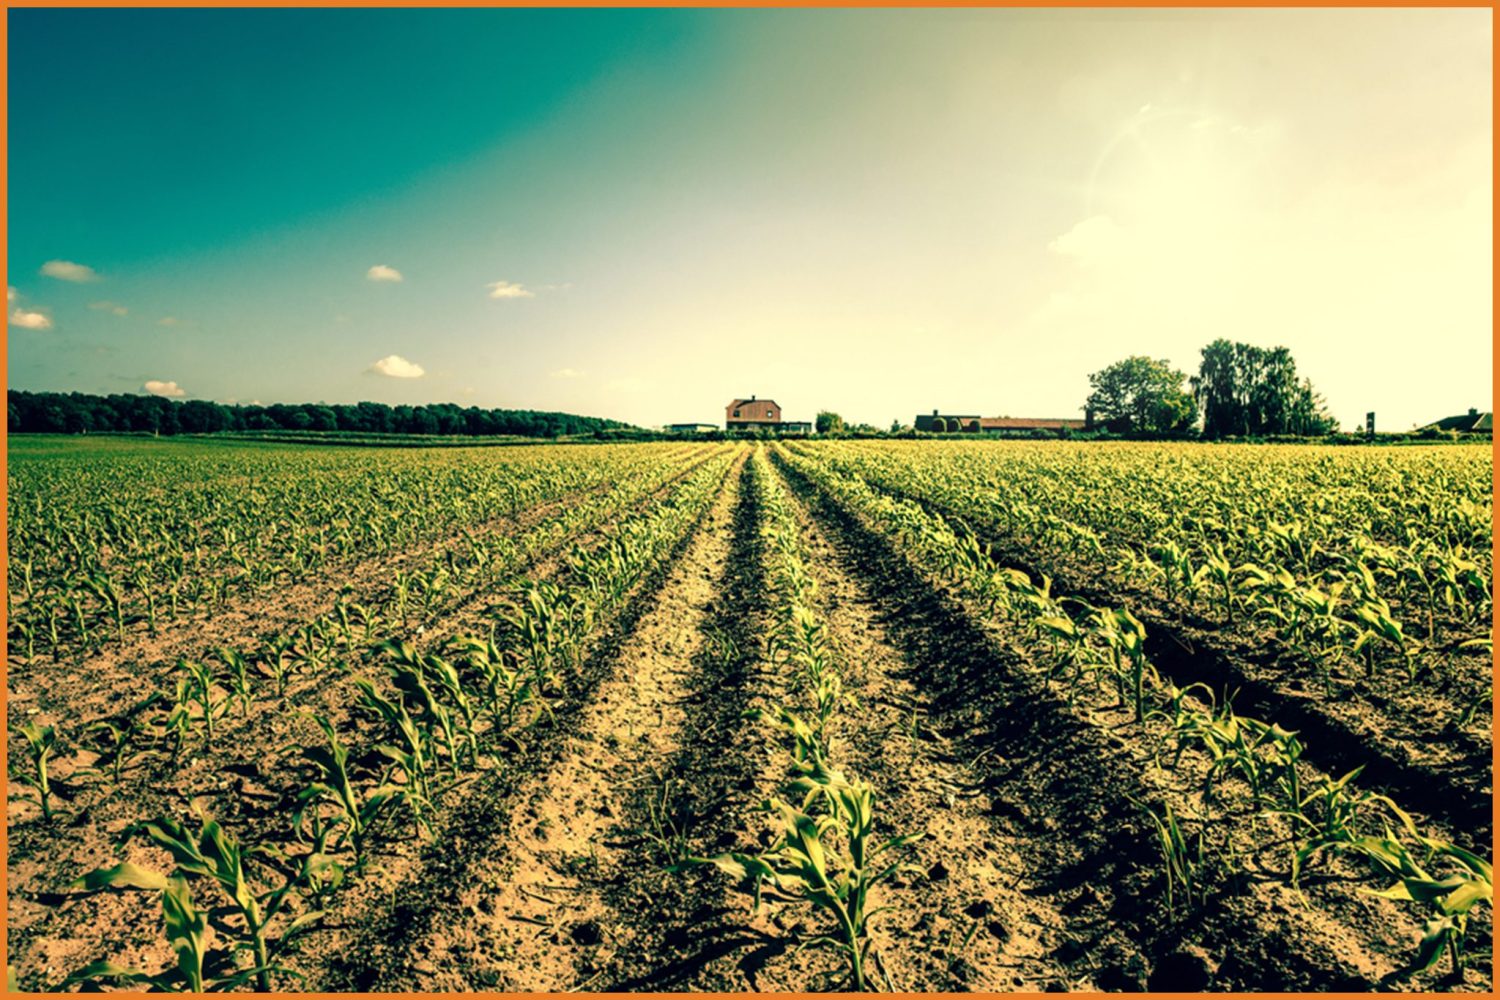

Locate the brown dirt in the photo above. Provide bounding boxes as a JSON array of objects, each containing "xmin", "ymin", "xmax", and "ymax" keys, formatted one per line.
[
  {"xmin": 8, "ymin": 441, "xmax": 1491, "ymax": 994},
  {"xmin": 313, "ymin": 451, "xmax": 764, "ymax": 991},
  {"xmin": 774, "ymin": 447, "xmax": 1492, "ymax": 993},
  {"xmin": 857, "ymin": 476, "xmax": 1493, "ymax": 849},
  {"xmin": 5, "ymin": 452, "xmax": 734, "ymax": 991}
]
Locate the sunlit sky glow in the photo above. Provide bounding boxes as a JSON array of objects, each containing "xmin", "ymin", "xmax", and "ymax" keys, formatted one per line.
[{"xmin": 7, "ymin": 8, "xmax": 1491, "ymax": 430}]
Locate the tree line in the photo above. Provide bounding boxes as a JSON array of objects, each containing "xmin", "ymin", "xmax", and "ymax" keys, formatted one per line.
[
  {"xmin": 6, "ymin": 390, "xmax": 633, "ymax": 439},
  {"xmin": 1085, "ymin": 338, "xmax": 1338, "ymax": 437}
]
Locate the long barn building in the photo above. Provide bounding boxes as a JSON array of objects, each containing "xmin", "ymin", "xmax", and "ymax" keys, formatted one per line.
[{"xmin": 915, "ymin": 410, "xmax": 1088, "ymax": 433}]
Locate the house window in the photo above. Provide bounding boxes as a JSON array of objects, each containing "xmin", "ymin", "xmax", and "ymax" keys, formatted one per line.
[
  {"xmin": 732, "ymin": 409, "xmax": 740, "ymax": 418},
  {"xmin": 766, "ymin": 409, "xmax": 773, "ymax": 418}
]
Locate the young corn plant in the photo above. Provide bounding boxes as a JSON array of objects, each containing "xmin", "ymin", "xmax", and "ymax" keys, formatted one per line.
[
  {"xmin": 85, "ymin": 692, "xmax": 166, "ymax": 787},
  {"xmin": 452, "ymin": 631, "xmax": 544, "ymax": 738},
  {"xmin": 64, "ymin": 811, "xmax": 327, "ymax": 992},
  {"xmin": 217, "ymin": 647, "xmax": 257, "ymax": 716},
  {"xmin": 12, "ymin": 722, "xmax": 59, "ymax": 822},
  {"xmin": 1133, "ymin": 798, "xmax": 1207, "ymax": 912},
  {"xmin": 296, "ymin": 714, "xmax": 403, "ymax": 866},
  {"xmin": 686, "ymin": 771, "xmax": 922, "ymax": 991},
  {"xmin": 1346, "ymin": 834, "xmax": 1492, "ymax": 978},
  {"xmin": 376, "ymin": 640, "xmax": 476, "ymax": 775},
  {"xmin": 178, "ymin": 658, "xmax": 227, "ymax": 745},
  {"xmin": 353, "ymin": 677, "xmax": 435, "ymax": 839}
]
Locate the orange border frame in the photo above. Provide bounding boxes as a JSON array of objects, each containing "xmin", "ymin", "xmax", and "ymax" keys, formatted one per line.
[{"xmin": 0, "ymin": 2, "xmax": 1494, "ymax": 998}]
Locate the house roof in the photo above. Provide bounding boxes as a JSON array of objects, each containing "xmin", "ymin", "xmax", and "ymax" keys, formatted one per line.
[
  {"xmin": 728, "ymin": 398, "xmax": 779, "ymax": 409},
  {"xmin": 978, "ymin": 417, "xmax": 1087, "ymax": 430},
  {"xmin": 1429, "ymin": 411, "xmax": 1493, "ymax": 432}
]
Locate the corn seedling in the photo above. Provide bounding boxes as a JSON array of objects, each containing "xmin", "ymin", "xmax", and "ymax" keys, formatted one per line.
[
  {"xmin": 12, "ymin": 722, "xmax": 58, "ymax": 822},
  {"xmin": 296, "ymin": 714, "xmax": 403, "ymax": 865},
  {"xmin": 1347, "ymin": 834, "xmax": 1492, "ymax": 977},
  {"xmin": 65, "ymin": 811, "xmax": 327, "ymax": 992},
  {"xmin": 685, "ymin": 768, "xmax": 921, "ymax": 991},
  {"xmin": 1133, "ymin": 798, "xmax": 1206, "ymax": 911}
]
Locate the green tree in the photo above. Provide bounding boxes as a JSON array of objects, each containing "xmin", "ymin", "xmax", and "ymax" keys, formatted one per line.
[
  {"xmin": 1192, "ymin": 340, "xmax": 1335, "ymax": 437},
  {"xmin": 816, "ymin": 410, "xmax": 845, "ymax": 434},
  {"xmin": 1085, "ymin": 356, "xmax": 1197, "ymax": 434}
]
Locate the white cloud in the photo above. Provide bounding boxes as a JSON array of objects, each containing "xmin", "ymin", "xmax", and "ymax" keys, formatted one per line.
[
  {"xmin": 367, "ymin": 264, "xmax": 403, "ymax": 282},
  {"xmin": 89, "ymin": 300, "xmax": 128, "ymax": 316},
  {"xmin": 486, "ymin": 280, "xmax": 535, "ymax": 299},
  {"xmin": 40, "ymin": 259, "xmax": 99, "ymax": 282},
  {"xmin": 143, "ymin": 379, "xmax": 186, "ymax": 398},
  {"xmin": 159, "ymin": 316, "xmax": 180, "ymax": 326},
  {"xmin": 550, "ymin": 367, "xmax": 585, "ymax": 379},
  {"xmin": 368, "ymin": 354, "xmax": 425, "ymax": 378},
  {"xmin": 10, "ymin": 308, "xmax": 53, "ymax": 330},
  {"xmin": 7, "ymin": 287, "xmax": 16, "ymax": 304},
  {"xmin": 1048, "ymin": 215, "xmax": 1126, "ymax": 262}
]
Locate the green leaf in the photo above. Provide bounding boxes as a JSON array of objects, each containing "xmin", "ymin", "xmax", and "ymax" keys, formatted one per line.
[
  {"xmin": 70, "ymin": 862, "xmax": 170, "ymax": 894},
  {"xmin": 60, "ymin": 960, "xmax": 162, "ymax": 989}
]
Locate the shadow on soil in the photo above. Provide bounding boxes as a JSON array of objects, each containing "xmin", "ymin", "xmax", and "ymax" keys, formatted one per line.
[{"xmin": 774, "ymin": 450, "xmax": 1387, "ymax": 993}]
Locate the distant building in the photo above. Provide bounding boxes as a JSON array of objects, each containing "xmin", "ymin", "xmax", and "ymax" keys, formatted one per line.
[
  {"xmin": 977, "ymin": 416, "xmax": 1088, "ymax": 433},
  {"xmin": 664, "ymin": 423, "xmax": 718, "ymax": 434},
  {"xmin": 1423, "ymin": 408, "xmax": 1492, "ymax": 435},
  {"xmin": 781, "ymin": 421, "xmax": 814, "ymax": 434},
  {"xmin": 726, "ymin": 396, "xmax": 783, "ymax": 431},
  {"xmin": 915, "ymin": 409, "xmax": 1087, "ymax": 434},
  {"xmin": 914, "ymin": 412, "xmax": 981, "ymax": 433}
]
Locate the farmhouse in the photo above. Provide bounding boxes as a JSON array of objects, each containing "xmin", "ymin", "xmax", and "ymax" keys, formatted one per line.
[
  {"xmin": 915, "ymin": 410, "xmax": 1088, "ymax": 434},
  {"xmin": 726, "ymin": 396, "xmax": 783, "ymax": 430},
  {"xmin": 1423, "ymin": 408, "xmax": 1492, "ymax": 435},
  {"xmin": 664, "ymin": 422, "xmax": 718, "ymax": 434}
]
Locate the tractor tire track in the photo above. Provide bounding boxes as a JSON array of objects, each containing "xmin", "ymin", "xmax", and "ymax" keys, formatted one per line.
[{"xmin": 587, "ymin": 450, "xmax": 796, "ymax": 992}]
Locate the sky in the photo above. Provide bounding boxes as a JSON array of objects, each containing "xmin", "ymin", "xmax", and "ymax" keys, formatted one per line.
[{"xmin": 7, "ymin": 8, "xmax": 1492, "ymax": 430}]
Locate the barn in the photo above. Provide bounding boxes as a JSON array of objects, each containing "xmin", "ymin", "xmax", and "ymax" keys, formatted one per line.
[
  {"xmin": 915, "ymin": 410, "xmax": 1087, "ymax": 434},
  {"xmin": 726, "ymin": 396, "xmax": 783, "ymax": 430}
]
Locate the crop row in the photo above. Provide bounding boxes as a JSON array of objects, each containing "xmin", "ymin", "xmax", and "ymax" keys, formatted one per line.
[
  {"xmin": 774, "ymin": 444, "xmax": 1491, "ymax": 983},
  {"xmin": 678, "ymin": 448, "xmax": 922, "ymax": 991},
  {"xmin": 9, "ymin": 450, "xmax": 735, "ymax": 991},
  {"xmin": 793, "ymin": 441, "xmax": 1492, "ymax": 696},
  {"xmin": 7, "ymin": 441, "xmax": 702, "ymax": 659}
]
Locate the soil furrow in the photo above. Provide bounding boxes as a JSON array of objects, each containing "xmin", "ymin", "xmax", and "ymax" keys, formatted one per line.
[
  {"xmin": 587, "ymin": 452, "xmax": 791, "ymax": 992},
  {"xmin": 307, "ymin": 452, "xmax": 742, "ymax": 991},
  {"xmin": 843, "ymin": 472, "xmax": 1492, "ymax": 848},
  {"xmin": 775, "ymin": 448, "xmax": 1440, "ymax": 992},
  {"xmin": 770, "ymin": 458, "xmax": 1070, "ymax": 991},
  {"xmin": 5, "ymin": 455, "xmax": 733, "ymax": 989}
]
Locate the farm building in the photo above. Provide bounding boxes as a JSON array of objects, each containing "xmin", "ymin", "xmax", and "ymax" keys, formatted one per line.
[
  {"xmin": 726, "ymin": 396, "xmax": 783, "ymax": 430},
  {"xmin": 915, "ymin": 410, "xmax": 1088, "ymax": 434},
  {"xmin": 977, "ymin": 416, "xmax": 1088, "ymax": 433},
  {"xmin": 1423, "ymin": 408, "xmax": 1492, "ymax": 435},
  {"xmin": 914, "ymin": 412, "xmax": 981, "ymax": 433},
  {"xmin": 664, "ymin": 423, "xmax": 718, "ymax": 434},
  {"xmin": 781, "ymin": 421, "xmax": 814, "ymax": 434}
]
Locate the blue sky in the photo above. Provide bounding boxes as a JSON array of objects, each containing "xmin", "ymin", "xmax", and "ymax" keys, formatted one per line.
[{"xmin": 7, "ymin": 8, "xmax": 1492, "ymax": 429}]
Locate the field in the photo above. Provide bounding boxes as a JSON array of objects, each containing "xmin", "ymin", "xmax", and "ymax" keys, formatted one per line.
[{"xmin": 5, "ymin": 435, "xmax": 1493, "ymax": 992}]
